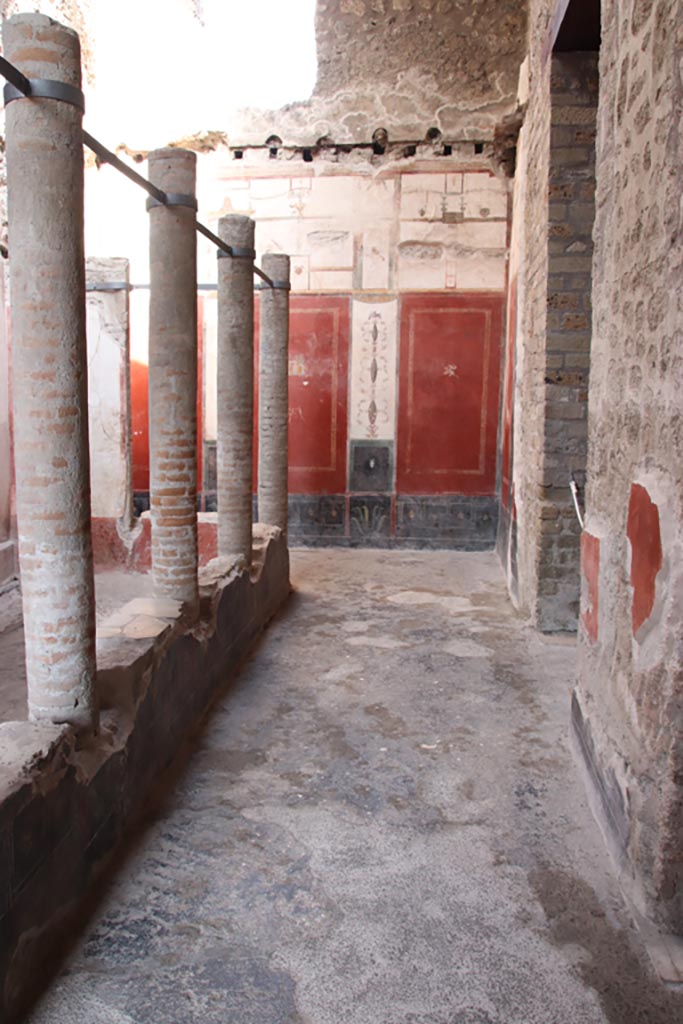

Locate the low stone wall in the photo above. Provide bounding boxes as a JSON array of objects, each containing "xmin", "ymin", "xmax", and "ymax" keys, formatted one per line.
[{"xmin": 0, "ymin": 526, "xmax": 290, "ymax": 1023}]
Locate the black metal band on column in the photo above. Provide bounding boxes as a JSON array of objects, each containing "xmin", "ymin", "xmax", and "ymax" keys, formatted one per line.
[
  {"xmin": 146, "ymin": 193, "xmax": 198, "ymax": 212},
  {"xmin": 3, "ymin": 78, "xmax": 85, "ymax": 111},
  {"xmin": 85, "ymin": 282, "xmax": 133, "ymax": 292},
  {"xmin": 0, "ymin": 52, "xmax": 276, "ymax": 289},
  {"xmin": 255, "ymin": 280, "xmax": 291, "ymax": 291},
  {"xmin": 218, "ymin": 247, "xmax": 256, "ymax": 260}
]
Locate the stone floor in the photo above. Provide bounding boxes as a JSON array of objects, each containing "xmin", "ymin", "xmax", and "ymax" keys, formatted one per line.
[{"xmin": 23, "ymin": 550, "xmax": 683, "ymax": 1023}]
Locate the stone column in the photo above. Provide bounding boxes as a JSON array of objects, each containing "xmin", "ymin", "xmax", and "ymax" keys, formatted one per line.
[
  {"xmin": 147, "ymin": 148, "xmax": 199, "ymax": 615},
  {"xmin": 86, "ymin": 258, "xmax": 133, "ymax": 529},
  {"xmin": 3, "ymin": 14, "xmax": 97, "ymax": 728},
  {"xmin": 216, "ymin": 215, "xmax": 255, "ymax": 564},
  {"xmin": 258, "ymin": 254, "xmax": 290, "ymax": 536}
]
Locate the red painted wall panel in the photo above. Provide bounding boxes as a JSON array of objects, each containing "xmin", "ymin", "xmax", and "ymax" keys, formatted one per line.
[
  {"xmin": 131, "ymin": 360, "xmax": 149, "ymax": 492},
  {"xmin": 288, "ymin": 296, "xmax": 349, "ymax": 495},
  {"xmin": 397, "ymin": 293, "xmax": 503, "ymax": 495},
  {"xmin": 254, "ymin": 294, "xmax": 349, "ymax": 495}
]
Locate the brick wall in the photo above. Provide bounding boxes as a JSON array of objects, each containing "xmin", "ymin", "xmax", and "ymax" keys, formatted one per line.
[
  {"xmin": 538, "ymin": 53, "xmax": 597, "ymax": 630},
  {"xmin": 503, "ymin": 6, "xmax": 597, "ymax": 631}
]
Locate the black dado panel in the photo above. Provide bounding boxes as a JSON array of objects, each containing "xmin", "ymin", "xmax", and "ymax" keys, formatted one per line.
[{"xmin": 350, "ymin": 441, "xmax": 393, "ymax": 493}]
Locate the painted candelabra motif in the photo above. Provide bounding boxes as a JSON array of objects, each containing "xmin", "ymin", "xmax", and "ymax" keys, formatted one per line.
[{"xmin": 349, "ymin": 299, "xmax": 398, "ymax": 441}]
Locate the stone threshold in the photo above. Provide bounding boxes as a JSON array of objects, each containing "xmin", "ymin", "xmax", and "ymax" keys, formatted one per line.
[{"xmin": 0, "ymin": 525, "xmax": 290, "ymax": 1023}]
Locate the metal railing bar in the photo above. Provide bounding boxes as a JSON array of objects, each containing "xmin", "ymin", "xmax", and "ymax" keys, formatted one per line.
[
  {"xmin": 196, "ymin": 220, "xmax": 232, "ymax": 256},
  {"xmin": 253, "ymin": 264, "xmax": 274, "ymax": 287},
  {"xmin": 83, "ymin": 131, "xmax": 167, "ymax": 205},
  {"xmin": 84, "ymin": 131, "xmax": 274, "ymax": 285},
  {"xmin": 0, "ymin": 55, "xmax": 30, "ymax": 96},
  {"xmin": 196, "ymin": 223, "xmax": 274, "ymax": 287},
  {"xmin": 0, "ymin": 52, "xmax": 277, "ymax": 286},
  {"xmin": 126, "ymin": 283, "xmax": 246, "ymax": 292}
]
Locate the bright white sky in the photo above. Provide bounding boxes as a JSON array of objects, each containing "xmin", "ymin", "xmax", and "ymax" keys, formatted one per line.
[{"xmin": 85, "ymin": 0, "xmax": 318, "ymax": 148}]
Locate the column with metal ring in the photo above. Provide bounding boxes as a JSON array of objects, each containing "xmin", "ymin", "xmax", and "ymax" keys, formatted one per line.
[
  {"xmin": 216, "ymin": 215, "xmax": 256, "ymax": 565},
  {"xmin": 257, "ymin": 254, "xmax": 291, "ymax": 538},
  {"xmin": 147, "ymin": 148, "xmax": 199, "ymax": 617},
  {"xmin": 3, "ymin": 13, "xmax": 97, "ymax": 728}
]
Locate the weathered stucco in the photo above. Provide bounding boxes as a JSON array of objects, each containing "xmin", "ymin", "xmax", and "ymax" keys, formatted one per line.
[
  {"xmin": 230, "ymin": 0, "xmax": 527, "ymax": 146},
  {"xmin": 0, "ymin": 0, "xmax": 527, "ymax": 149},
  {"xmin": 301, "ymin": 0, "xmax": 528, "ymax": 144}
]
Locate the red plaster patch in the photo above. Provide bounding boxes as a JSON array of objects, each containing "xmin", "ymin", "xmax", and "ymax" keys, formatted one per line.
[
  {"xmin": 580, "ymin": 531, "xmax": 600, "ymax": 643},
  {"xmin": 627, "ymin": 483, "xmax": 663, "ymax": 636}
]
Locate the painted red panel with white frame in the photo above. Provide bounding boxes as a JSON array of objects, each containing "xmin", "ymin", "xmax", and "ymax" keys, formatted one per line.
[{"xmin": 397, "ymin": 293, "xmax": 503, "ymax": 495}]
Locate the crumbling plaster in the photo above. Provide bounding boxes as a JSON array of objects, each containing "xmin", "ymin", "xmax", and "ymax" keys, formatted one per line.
[
  {"xmin": 235, "ymin": 0, "xmax": 528, "ymax": 147},
  {"xmin": 0, "ymin": 1, "xmax": 527, "ymax": 149}
]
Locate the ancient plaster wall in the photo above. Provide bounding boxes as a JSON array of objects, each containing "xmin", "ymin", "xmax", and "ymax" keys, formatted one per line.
[
  {"xmin": 4, "ymin": 2, "xmax": 527, "ymax": 149},
  {"xmin": 574, "ymin": 0, "xmax": 683, "ymax": 933},
  {"xmin": 203, "ymin": 162, "xmax": 508, "ymax": 296},
  {"xmin": 169, "ymin": 156, "xmax": 508, "ymax": 547},
  {"xmin": 112, "ymin": 154, "xmax": 508, "ymax": 548},
  {"xmin": 263, "ymin": 0, "xmax": 528, "ymax": 146},
  {"xmin": 159, "ymin": 0, "xmax": 529, "ymax": 148}
]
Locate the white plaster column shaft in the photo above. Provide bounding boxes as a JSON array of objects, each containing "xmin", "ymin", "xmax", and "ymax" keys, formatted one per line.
[
  {"xmin": 3, "ymin": 13, "xmax": 97, "ymax": 727},
  {"xmin": 217, "ymin": 215, "xmax": 255, "ymax": 563},
  {"xmin": 147, "ymin": 148, "xmax": 199, "ymax": 615},
  {"xmin": 86, "ymin": 257, "xmax": 134, "ymax": 528},
  {"xmin": 258, "ymin": 254, "xmax": 290, "ymax": 536}
]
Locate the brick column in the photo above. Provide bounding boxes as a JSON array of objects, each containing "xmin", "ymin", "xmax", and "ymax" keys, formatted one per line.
[
  {"xmin": 257, "ymin": 254, "xmax": 290, "ymax": 536},
  {"xmin": 216, "ymin": 215, "xmax": 255, "ymax": 564},
  {"xmin": 4, "ymin": 14, "xmax": 96, "ymax": 727},
  {"xmin": 147, "ymin": 148, "xmax": 199, "ymax": 615}
]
